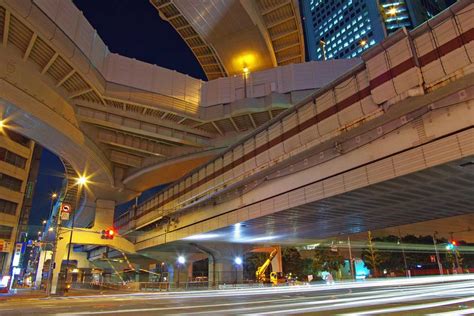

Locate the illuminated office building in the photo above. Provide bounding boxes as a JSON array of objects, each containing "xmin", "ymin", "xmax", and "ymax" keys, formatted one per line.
[{"xmin": 301, "ymin": 0, "xmax": 456, "ymax": 61}]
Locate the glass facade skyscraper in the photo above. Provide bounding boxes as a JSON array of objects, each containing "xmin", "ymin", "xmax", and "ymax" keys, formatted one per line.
[
  {"xmin": 302, "ymin": 0, "xmax": 386, "ymax": 61},
  {"xmin": 301, "ymin": 0, "xmax": 456, "ymax": 61}
]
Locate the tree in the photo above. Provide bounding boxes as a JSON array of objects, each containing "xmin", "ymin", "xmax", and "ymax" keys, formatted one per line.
[
  {"xmin": 312, "ymin": 243, "xmax": 345, "ymax": 276},
  {"xmin": 243, "ymin": 252, "xmax": 268, "ymax": 281},
  {"xmin": 362, "ymin": 231, "xmax": 384, "ymax": 277},
  {"xmin": 282, "ymin": 247, "xmax": 304, "ymax": 277}
]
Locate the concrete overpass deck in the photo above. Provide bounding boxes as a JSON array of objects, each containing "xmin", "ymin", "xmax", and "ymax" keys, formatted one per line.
[
  {"xmin": 0, "ymin": 0, "xmax": 354, "ymax": 202},
  {"xmin": 115, "ymin": 0, "xmax": 474, "ymax": 251}
]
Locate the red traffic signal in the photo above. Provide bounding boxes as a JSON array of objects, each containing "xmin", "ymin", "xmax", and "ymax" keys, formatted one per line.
[{"xmin": 101, "ymin": 228, "xmax": 116, "ymax": 239}]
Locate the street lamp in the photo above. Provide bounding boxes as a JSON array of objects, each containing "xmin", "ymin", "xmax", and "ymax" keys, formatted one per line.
[
  {"xmin": 63, "ymin": 174, "xmax": 89, "ymax": 293},
  {"xmin": 387, "ymin": 7, "xmax": 397, "ymax": 16},
  {"xmin": 234, "ymin": 257, "xmax": 242, "ymax": 265},
  {"xmin": 76, "ymin": 176, "xmax": 88, "ymax": 186},
  {"xmin": 242, "ymin": 64, "xmax": 250, "ymax": 98},
  {"xmin": 234, "ymin": 257, "xmax": 242, "ymax": 284},
  {"xmin": 177, "ymin": 256, "xmax": 185, "ymax": 289}
]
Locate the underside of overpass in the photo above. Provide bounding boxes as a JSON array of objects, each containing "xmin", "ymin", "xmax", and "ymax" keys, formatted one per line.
[
  {"xmin": 176, "ymin": 155, "xmax": 474, "ymax": 246},
  {"xmin": 114, "ymin": 163, "xmax": 470, "ymax": 269}
]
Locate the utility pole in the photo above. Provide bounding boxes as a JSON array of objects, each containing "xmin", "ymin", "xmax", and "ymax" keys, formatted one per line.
[
  {"xmin": 449, "ymin": 232, "xmax": 462, "ymax": 274},
  {"xmin": 398, "ymin": 229, "xmax": 409, "ymax": 278},
  {"xmin": 432, "ymin": 231, "xmax": 443, "ymax": 275},
  {"xmin": 347, "ymin": 236, "xmax": 355, "ymax": 280},
  {"xmin": 64, "ymin": 184, "xmax": 83, "ymax": 292},
  {"xmin": 46, "ymin": 211, "xmax": 60, "ymax": 295}
]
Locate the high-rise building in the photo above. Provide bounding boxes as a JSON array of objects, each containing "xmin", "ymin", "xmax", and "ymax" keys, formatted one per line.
[
  {"xmin": 301, "ymin": 0, "xmax": 456, "ymax": 61},
  {"xmin": 0, "ymin": 127, "xmax": 37, "ymax": 280}
]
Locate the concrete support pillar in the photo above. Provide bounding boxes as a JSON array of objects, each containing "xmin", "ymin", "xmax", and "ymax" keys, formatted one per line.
[
  {"xmin": 50, "ymin": 243, "xmax": 68, "ymax": 295},
  {"xmin": 212, "ymin": 258, "xmax": 243, "ymax": 285},
  {"xmin": 92, "ymin": 199, "xmax": 115, "ymax": 230},
  {"xmin": 35, "ymin": 250, "xmax": 52, "ymax": 287},
  {"xmin": 187, "ymin": 263, "xmax": 193, "ymax": 281},
  {"xmin": 271, "ymin": 246, "xmax": 283, "ymax": 273},
  {"xmin": 167, "ymin": 264, "xmax": 174, "ymax": 284}
]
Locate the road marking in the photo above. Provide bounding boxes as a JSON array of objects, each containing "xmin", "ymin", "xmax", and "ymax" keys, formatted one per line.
[
  {"xmin": 342, "ymin": 297, "xmax": 474, "ymax": 315},
  {"xmin": 428, "ymin": 307, "xmax": 474, "ymax": 315}
]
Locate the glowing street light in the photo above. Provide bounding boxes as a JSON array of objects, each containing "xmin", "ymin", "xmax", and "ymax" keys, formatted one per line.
[
  {"xmin": 76, "ymin": 176, "xmax": 88, "ymax": 186},
  {"xmin": 178, "ymin": 256, "xmax": 186, "ymax": 265},
  {"xmin": 387, "ymin": 7, "xmax": 398, "ymax": 16},
  {"xmin": 51, "ymin": 192, "xmax": 58, "ymax": 199},
  {"xmin": 234, "ymin": 257, "xmax": 243, "ymax": 265}
]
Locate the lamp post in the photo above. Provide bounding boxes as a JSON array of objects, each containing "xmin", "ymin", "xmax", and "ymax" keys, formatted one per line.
[
  {"xmin": 234, "ymin": 257, "xmax": 242, "ymax": 284},
  {"xmin": 177, "ymin": 256, "xmax": 185, "ymax": 289},
  {"xmin": 319, "ymin": 39, "xmax": 327, "ymax": 60},
  {"xmin": 63, "ymin": 176, "xmax": 88, "ymax": 293},
  {"xmin": 243, "ymin": 65, "xmax": 249, "ymax": 98},
  {"xmin": 47, "ymin": 193, "xmax": 58, "ymax": 221}
]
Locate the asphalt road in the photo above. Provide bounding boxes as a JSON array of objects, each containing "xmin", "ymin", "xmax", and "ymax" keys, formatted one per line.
[{"xmin": 0, "ymin": 275, "xmax": 473, "ymax": 315}]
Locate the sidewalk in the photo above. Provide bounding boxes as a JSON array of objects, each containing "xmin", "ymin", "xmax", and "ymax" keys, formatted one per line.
[{"xmin": 0, "ymin": 287, "xmax": 131, "ymax": 301}]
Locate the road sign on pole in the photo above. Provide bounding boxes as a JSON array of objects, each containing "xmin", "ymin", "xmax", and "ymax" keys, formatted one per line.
[
  {"xmin": 60, "ymin": 203, "xmax": 71, "ymax": 221},
  {"xmin": 61, "ymin": 203, "xmax": 71, "ymax": 214},
  {"xmin": 60, "ymin": 212, "xmax": 70, "ymax": 221}
]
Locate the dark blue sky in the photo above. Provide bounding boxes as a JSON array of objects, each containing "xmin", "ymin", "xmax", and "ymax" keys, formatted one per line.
[
  {"xmin": 29, "ymin": 149, "xmax": 64, "ymax": 235},
  {"xmin": 29, "ymin": 0, "xmax": 204, "ymax": 233},
  {"xmin": 74, "ymin": 0, "xmax": 205, "ymax": 80}
]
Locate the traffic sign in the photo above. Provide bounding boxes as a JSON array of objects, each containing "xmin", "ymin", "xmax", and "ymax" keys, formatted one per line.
[
  {"xmin": 60, "ymin": 212, "xmax": 70, "ymax": 221},
  {"xmin": 61, "ymin": 203, "xmax": 71, "ymax": 213}
]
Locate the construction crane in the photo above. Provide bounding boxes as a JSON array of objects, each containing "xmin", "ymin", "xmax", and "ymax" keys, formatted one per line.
[
  {"xmin": 255, "ymin": 249, "xmax": 286, "ymax": 285},
  {"xmin": 255, "ymin": 249, "xmax": 277, "ymax": 283}
]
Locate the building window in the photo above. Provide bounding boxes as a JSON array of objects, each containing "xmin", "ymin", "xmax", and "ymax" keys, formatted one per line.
[
  {"xmin": 0, "ymin": 225, "xmax": 13, "ymax": 240},
  {"xmin": 4, "ymin": 129, "xmax": 30, "ymax": 148},
  {"xmin": 0, "ymin": 148, "xmax": 27, "ymax": 169},
  {"xmin": 0, "ymin": 173, "xmax": 23, "ymax": 192},
  {"xmin": 0, "ymin": 199, "xmax": 18, "ymax": 216}
]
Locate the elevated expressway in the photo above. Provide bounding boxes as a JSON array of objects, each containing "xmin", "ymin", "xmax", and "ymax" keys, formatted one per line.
[
  {"xmin": 151, "ymin": 0, "xmax": 305, "ymax": 80},
  {"xmin": 0, "ymin": 0, "xmax": 354, "ymax": 210},
  {"xmin": 115, "ymin": 1, "xmax": 474, "ymax": 252}
]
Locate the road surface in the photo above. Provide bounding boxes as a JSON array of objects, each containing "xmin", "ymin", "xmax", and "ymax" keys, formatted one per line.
[{"xmin": 0, "ymin": 275, "xmax": 473, "ymax": 315}]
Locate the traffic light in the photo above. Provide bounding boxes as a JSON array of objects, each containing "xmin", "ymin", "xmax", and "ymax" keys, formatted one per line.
[
  {"xmin": 446, "ymin": 241, "xmax": 457, "ymax": 250},
  {"xmin": 101, "ymin": 228, "xmax": 116, "ymax": 239}
]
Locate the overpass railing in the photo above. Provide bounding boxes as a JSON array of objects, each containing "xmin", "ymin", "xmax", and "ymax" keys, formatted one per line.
[{"xmin": 115, "ymin": 0, "xmax": 474, "ymax": 233}]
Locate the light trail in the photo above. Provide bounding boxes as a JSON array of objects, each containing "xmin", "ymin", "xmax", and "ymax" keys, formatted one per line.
[{"xmin": 53, "ymin": 276, "xmax": 474, "ymax": 316}]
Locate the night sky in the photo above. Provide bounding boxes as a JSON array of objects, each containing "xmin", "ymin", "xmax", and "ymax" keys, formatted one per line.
[
  {"xmin": 74, "ymin": 0, "xmax": 205, "ymax": 80},
  {"xmin": 28, "ymin": 0, "xmax": 204, "ymax": 234}
]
